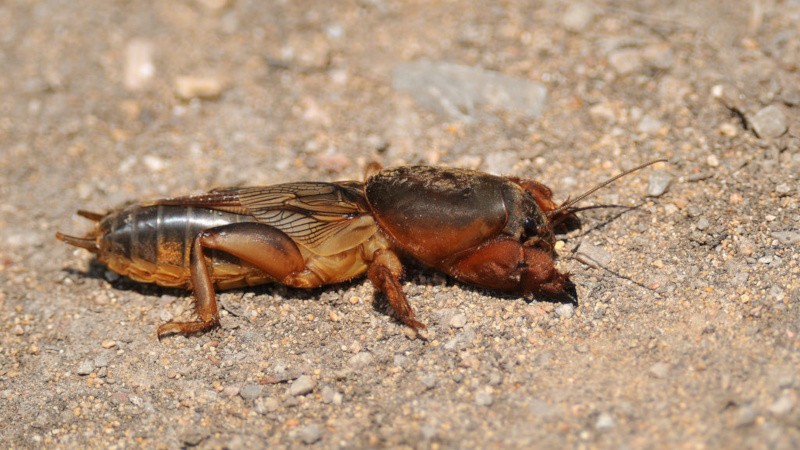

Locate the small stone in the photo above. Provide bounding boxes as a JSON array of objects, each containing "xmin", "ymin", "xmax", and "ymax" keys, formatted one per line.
[
  {"xmin": 782, "ymin": 88, "xmax": 800, "ymax": 106},
  {"xmin": 450, "ymin": 313, "xmax": 467, "ymax": 329},
  {"xmin": 77, "ymin": 360, "xmax": 94, "ymax": 376},
  {"xmin": 706, "ymin": 154, "xmax": 720, "ymax": 167},
  {"xmin": 775, "ymin": 183, "xmax": 793, "ymax": 196},
  {"xmin": 749, "ymin": 105, "xmax": 788, "ymax": 138},
  {"xmin": 647, "ymin": 170, "xmax": 672, "ymax": 197},
  {"xmin": 649, "ymin": 362, "xmax": 670, "ymax": 379},
  {"xmin": 767, "ymin": 395, "xmax": 795, "ymax": 416},
  {"xmin": 174, "ymin": 76, "xmax": 224, "ymax": 100},
  {"xmin": 638, "ymin": 115, "xmax": 663, "ymax": 134},
  {"xmin": 93, "ymin": 354, "xmax": 110, "ymax": 368},
  {"xmin": 718, "ymin": 123, "xmax": 738, "ymax": 137},
  {"xmin": 349, "ymin": 352, "xmax": 374, "ymax": 369},
  {"xmin": 734, "ymin": 405, "xmax": 757, "ymax": 427},
  {"xmin": 595, "ymin": 413, "xmax": 615, "ymax": 429},
  {"xmin": 771, "ymin": 231, "xmax": 800, "ymax": 245},
  {"xmin": 124, "ymin": 39, "xmax": 155, "ymax": 91},
  {"xmin": 298, "ymin": 424, "xmax": 322, "ymax": 445},
  {"xmin": 561, "ymin": 3, "xmax": 595, "ymax": 32},
  {"xmin": 421, "ymin": 374, "xmax": 437, "ymax": 389},
  {"xmin": 320, "ymin": 386, "xmax": 336, "ymax": 404},
  {"xmin": 475, "ymin": 390, "xmax": 494, "ymax": 406},
  {"xmin": 575, "ymin": 242, "xmax": 611, "ymax": 269},
  {"xmin": 696, "ymin": 217, "xmax": 710, "ymax": 231},
  {"xmin": 101, "ymin": 340, "xmax": 117, "ymax": 349},
  {"xmin": 290, "ymin": 375, "xmax": 316, "ymax": 396},
  {"xmin": 393, "ymin": 61, "xmax": 548, "ymax": 122},
  {"xmin": 555, "ymin": 303, "xmax": 574, "ymax": 319},
  {"xmin": 589, "ymin": 103, "xmax": 616, "ymax": 125},
  {"xmin": 255, "ymin": 397, "xmax": 280, "ymax": 413},
  {"xmin": 608, "ymin": 48, "xmax": 643, "ymax": 75},
  {"xmin": 222, "ymin": 385, "xmax": 240, "ymax": 397},
  {"xmin": 12, "ymin": 325, "xmax": 24, "ymax": 336},
  {"xmin": 239, "ymin": 384, "xmax": 262, "ymax": 400}
]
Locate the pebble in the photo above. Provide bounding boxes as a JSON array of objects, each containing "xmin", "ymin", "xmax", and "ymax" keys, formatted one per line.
[
  {"xmin": 647, "ymin": 170, "xmax": 672, "ymax": 197},
  {"xmin": 174, "ymin": 76, "xmax": 224, "ymax": 100},
  {"xmin": 771, "ymin": 231, "xmax": 800, "ymax": 245},
  {"xmin": 475, "ymin": 390, "xmax": 494, "ymax": 406},
  {"xmin": 450, "ymin": 313, "xmax": 468, "ymax": 329},
  {"xmin": 589, "ymin": 103, "xmax": 616, "ymax": 125},
  {"xmin": 320, "ymin": 386, "xmax": 336, "ymax": 404},
  {"xmin": 706, "ymin": 155, "xmax": 720, "ymax": 167},
  {"xmin": 734, "ymin": 404, "xmax": 757, "ymax": 427},
  {"xmin": 775, "ymin": 183, "xmax": 792, "ymax": 196},
  {"xmin": 298, "ymin": 424, "xmax": 322, "ymax": 445},
  {"xmin": 12, "ymin": 324, "xmax": 24, "ymax": 336},
  {"xmin": 393, "ymin": 61, "xmax": 547, "ymax": 122},
  {"xmin": 561, "ymin": 3, "xmax": 595, "ymax": 32},
  {"xmin": 749, "ymin": 105, "xmax": 788, "ymax": 138},
  {"xmin": 595, "ymin": 413, "xmax": 615, "ymax": 429},
  {"xmin": 608, "ymin": 48, "xmax": 643, "ymax": 75},
  {"xmin": 349, "ymin": 352, "xmax": 374, "ymax": 369},
  {"xmin": 421, "ymin": 374, "xmax": 438, "ymax": 389},
  {"xmin": 101, "ymin": 340, "xmax": 117, "ymax": 349},
  {"xmin": 782, "ymin": 87, "xmax": 800, "ymax": 106},
  {"xmin": 555, "ymin": 303, "xmax": 575, "ymax": 319},
  {"xmin": 123, "ymin": 39, "xmax": 154, "ymax": 91},
  {"xmin": 290, "ymin": 375, "xmax": 316, "ymax": 396},
  {"xmin": 649, "ymin": 362, "xmax": 670, "ymax": 379},
  {"xmin": 255, "ymin": 397, "xmax": 280, "ymax": 414},
  {"xmin": 240, "ymin": 384, "xmax": 262, "ymax": 400},
  {"xmin": 575, "ymin": 242, "xmax": 611, "ymax": 269},
  {"xmin": 637, "ymin": 115, "xmax": 663, "ymax": 134},
  {"xmin": 484, "ymin": 150, "xmax": 519, "ymax": 175},
  {"xmin": 696, "ymin": 217, "xmax": 710, "ymax": 231},
  {"xmin": 77, "ymin": 360, "xmax": 94, "ymax": 376},
  {"xmin": 93, "ymin": 354, "xmax": 110, "ymax": 368},
  {"xmin": 767, "ymin": 395, "xmax": 795, "ymax": 416}
]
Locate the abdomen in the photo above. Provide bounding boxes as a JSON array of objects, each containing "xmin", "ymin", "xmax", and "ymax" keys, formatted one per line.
[{"xmin": 97, "ymin": 205, "xmax": 269, "ymax": 289}]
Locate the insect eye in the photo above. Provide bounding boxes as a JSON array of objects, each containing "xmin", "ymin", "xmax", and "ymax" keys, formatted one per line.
[{"xmin": 523, "ymin": 217, "xmax": 540, "ymax": 235}]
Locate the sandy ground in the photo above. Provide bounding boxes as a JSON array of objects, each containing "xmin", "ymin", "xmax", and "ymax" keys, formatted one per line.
[{"xmin": 1, "ymin": 0, "xmax": 799, "ymax": 448}]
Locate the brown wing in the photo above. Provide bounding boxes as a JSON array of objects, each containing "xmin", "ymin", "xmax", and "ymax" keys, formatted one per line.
[{"xmin": 154, "ymin": 181, "xmax": 377, "ymax": 256}]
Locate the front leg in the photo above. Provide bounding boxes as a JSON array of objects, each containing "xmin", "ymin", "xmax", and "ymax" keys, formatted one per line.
[
  {"xmin": 157, "ymin": 222, "xmax": 306, "ymax": 339},
  {"xmin": 446, "ymin": 238, "xmax": 572, "ymax": 299},
  {"xmin": 367, "ymin": 248, "xmax": 426, "ymax": 333}
]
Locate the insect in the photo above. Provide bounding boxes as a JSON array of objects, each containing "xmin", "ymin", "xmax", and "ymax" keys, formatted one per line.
[{"xmin": 57, "ymin": 160, "xmax": 664, "ymax": 338}]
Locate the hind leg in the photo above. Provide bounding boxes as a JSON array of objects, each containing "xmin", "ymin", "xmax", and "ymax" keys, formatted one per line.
[{"xmin": 157, "ymin": 222, "xmax": 306, "ymax": 338}]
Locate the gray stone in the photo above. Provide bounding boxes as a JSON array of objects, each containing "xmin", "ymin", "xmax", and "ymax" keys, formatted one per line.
[
  {"xmin": 767, "ymin": 395, "xmax": 795, "ymax": 416},
  {"xmin": 649, "ymin": 362, "xmax": 670, "ymax": 379},
  {"xmin": 575, "ymin": 242, "xmax": 611, "ymax": 269},
  {"xmin": 290, "ymin": 375, "xmax": 316, "ymax": 396},
  {"xmin": 555, "ymin": 303, "xmax": 575, "ymax": 319},
  {"xmin": 595, "ymin": 412, "xmax": 615, "ymax": 429},
  {"xmin": 239, "ymin": 384, "xmax": 262, "ymax": 400},
  {"xmin": 638, "ymin": 115, "xmax": 663, "ymax": 134},
  {"xmin": 349, "ymin": 352, "xmax": 374, "ymax": 369},
  {"xmin": 771, "ymin": 231, "xmax": 800, "ymax": 245},
  {"xmin": 750, "ymin": 105, "xmax": 788, "ymax": 138},
  {"xmin": 608, "ymin": 48, "xmax": 643, "ymax": 75},
  {"xmin": 77, "ymin": 360, "xmax": 94, "ymax": 376},
  {"xmin": 393, "ymin": 61, "xmax": 547, "ymax": 122},
  {"xmin": 475, "ymin": 390, "xmax": 494, "ymax": 406},
  {"xmin": 647, "ymin": 170, "xmax": 672, "ymax": 197},
  {"xmin": 561, "ymin": 3, "xmax": 595, "ymax": 32},
  {"xmin": 449, "ymin": 313, "xmax": 468, "ymax": 329},
  {"xmin": 298, "ymin": 424, "xmax": 322, "ymax": 444}
]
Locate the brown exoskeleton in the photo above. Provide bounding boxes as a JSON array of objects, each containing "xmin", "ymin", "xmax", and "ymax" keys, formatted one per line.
[{"xmin": 57, "ymin": 161, "xmax": 664, "ymax": 338}]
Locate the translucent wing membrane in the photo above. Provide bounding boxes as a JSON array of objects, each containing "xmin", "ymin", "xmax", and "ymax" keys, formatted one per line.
[{"xmin": 155, "ymin": 181, "xmax": 376, "ymax": 256}]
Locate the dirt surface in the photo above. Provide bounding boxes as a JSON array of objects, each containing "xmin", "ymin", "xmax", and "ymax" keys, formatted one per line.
[{"xmin": 2, "ymin": 1, "xmax": 799, "ymax": 448}]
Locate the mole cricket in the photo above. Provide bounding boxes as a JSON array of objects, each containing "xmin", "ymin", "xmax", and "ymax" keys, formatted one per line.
[{"xmin": 58, "ymin": 160, "xmax": 665, "ymax": 338}]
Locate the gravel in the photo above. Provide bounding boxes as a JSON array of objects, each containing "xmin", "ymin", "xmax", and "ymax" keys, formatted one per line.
[{"xmin": 4, "ymin": 1, "xmax": 800, "ymax": 449}]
